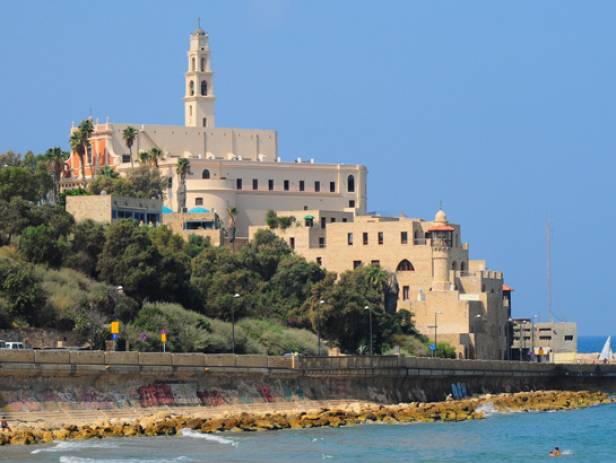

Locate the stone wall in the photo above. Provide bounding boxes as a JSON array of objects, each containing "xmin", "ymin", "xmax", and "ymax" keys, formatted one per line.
[{"xmin": 1, "ymin": 352, "xmax": 615, "ymax": 413}]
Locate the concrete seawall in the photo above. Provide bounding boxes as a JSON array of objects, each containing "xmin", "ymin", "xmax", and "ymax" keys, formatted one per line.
[{"xmin": 1, "ymin": 351, "xmax": 615, "ymax": 413}]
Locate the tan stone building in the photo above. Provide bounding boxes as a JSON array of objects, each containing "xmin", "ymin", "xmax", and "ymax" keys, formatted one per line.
[
  {"xmin": 250, "ymin": 209, "xmax": 511, "ymax": 360},
  {"xmin": 63, "ymin": 25, "xmax": 366, "ymax": 239}
]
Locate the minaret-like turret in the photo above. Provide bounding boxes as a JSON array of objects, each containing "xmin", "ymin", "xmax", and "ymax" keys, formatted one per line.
[
  {"xmin": 429, "ymin": 209, "xmax": 455, "ymax": 291},
  {"xmin": 184, "ymin": 21, "xmax": 215, "ymax": 128}
]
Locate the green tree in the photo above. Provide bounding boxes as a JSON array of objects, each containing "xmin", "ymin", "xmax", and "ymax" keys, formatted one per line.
[
  {"xmin": 19, "ymin": 225, "xmax": 67, "ymax": 267},
  {"xmin": 69, "ymin": 130, "xmax": 87, "ymax": 182},
  {"xmin": 138, "ymin": 151, "xmax": 150, "ymax": 165},
  {"xmin": 238, "ymin": 229, "xmax": 292, "ymax": 280},
  {"xmin": 149, "ymin": 147, "xmax": 163, "ymax": 167},
  {"xmin": 0, "ymin": 257, "xmax": 47, "ymax": 326},
  {"xmin": 65, "ymin": 219, "xmax": 106, "ymax": 277},
  {"xmin": 265, "ymin": 209, "xmax": 278, "ymax": 228},
  {"xmin": 176, "ymin": 158, "xmax": 191, "ymax": 211},
  {"xmin": 88, "ymin": 173, "xmax": 134, "ymax": 196},
  {"xmin": 264, "ymin": 254, "xmax": 326, "ymax": 321},
  {"xmin": 185, "ymin": 234, "xmax": 210, "ymax": 258},
  {"xmin": 97, "ymin": 220, "xmax": 190, "ymax": 303},
  {"xmin": 99, "ymin": 165, "xmax": 118, "ymax": 178},
  {"xmin": 122, "ymin": 126, "xmax": 138, "ymax": 169},
  {"xmin": 127, "ymin": 165, "xmax": 165, "ymax": 199},
  {"xmin": 0, "ymin": 166, "xmax": 39, "ymax": 201},
  {"xmin": 191, "ymin": 246, "xmax": 262, "ymax": 320},
  {"xmin": 307, "ymin": 266, "xmax": 405, "ymax": 353},
  {"xmin": 79, "ymin": 119, "xmax": 95, "ymax": 175},
  {"xmin": 45, "ymin": 147, "xmax": 69, "ymax": 203}
]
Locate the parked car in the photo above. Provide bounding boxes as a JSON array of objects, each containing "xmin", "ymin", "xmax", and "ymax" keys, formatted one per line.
[{"xmin": 2, "ymin": 342, "xmax": 26, "ymax": 350}]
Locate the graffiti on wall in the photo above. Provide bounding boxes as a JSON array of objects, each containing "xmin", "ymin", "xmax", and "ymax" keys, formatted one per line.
[{"xmin": 0, "ymin": 378, "xmax": 308, "ymax": 412}]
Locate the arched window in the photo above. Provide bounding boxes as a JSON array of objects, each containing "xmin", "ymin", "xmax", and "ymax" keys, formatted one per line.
[
  {"xmin": 396, "ymin": 259, "xmax": 415, "ymax": 272},
  {"xmin": 201, "ymin": 80, "xmax": 208, "ymax": 96},
  {"xmin": 189, "ymin": 80, "xmax": 195, "ymax": 96},
  {"xmin": 202, "ymin": 117, "xmax": 207, "ymax": 127},
  {"xmin": 191, "ymin": 57, "xmax": 195, "ymax": 71},
  {"xmin": 460, "ymin": 261, "xmax": 466, "ymax": 272},
  {"xmin": 451, "ymin": 261, "xmax": 457, "ymax": 270},
  {"xmin": 189, "ymin": 105, "xmax": 193, "ymax": 116},
  {"xmin": 202, "ymin": 169, "xmax": 210, "ymax": 179},
  {"xmin": 200, "ymin": 57, "xmax": 205, "ymax": 72},
  {"xmin": 347, "ymin": 174, "xmax": 355, "ymax": 192}
]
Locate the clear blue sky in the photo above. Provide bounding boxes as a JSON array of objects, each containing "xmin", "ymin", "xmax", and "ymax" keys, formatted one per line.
[{"xmin": 1, "ymin": 1, "xmax": 615, "ymax": 335}]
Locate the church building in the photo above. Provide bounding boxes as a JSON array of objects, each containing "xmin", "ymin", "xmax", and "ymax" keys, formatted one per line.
[{"xmin": 64, "ymin": 25, "xmax": 366, "ymax": 238}]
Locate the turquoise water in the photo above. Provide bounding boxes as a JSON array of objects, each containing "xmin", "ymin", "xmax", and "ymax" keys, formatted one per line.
[{"xmin": 2, "ymin": 403, "xmax": 615, "ymax": 463}]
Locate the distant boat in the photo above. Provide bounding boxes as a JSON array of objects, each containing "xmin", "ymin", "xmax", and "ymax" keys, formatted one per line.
[{"xmin": 598, "ymin": 336, "xmax": 613, "ymax": 362}]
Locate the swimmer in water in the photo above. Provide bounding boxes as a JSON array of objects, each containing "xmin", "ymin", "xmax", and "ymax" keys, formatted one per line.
[{"xmin": 549, "ymin": 447, "xmax": 561, "ymax": 457}]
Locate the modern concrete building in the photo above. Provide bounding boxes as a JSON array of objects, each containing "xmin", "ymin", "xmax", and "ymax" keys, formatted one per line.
[
  {"xmin": 66, "ymin": 195, "xmax": 223, "ymax": 244},
  {"xmin": 63, "ymin": 25, "xmax": 366, "ymax": 239},
  {"xmin": 251, "ymin": 209, "xmax": 512, "ymax": 360},
  {"xmin": 511, "ymin": 319, "xmax": 577, "ymax": 363},
  {"xmin": 65, "ymin": 195, "xmax": 162, "ymax": 225}
]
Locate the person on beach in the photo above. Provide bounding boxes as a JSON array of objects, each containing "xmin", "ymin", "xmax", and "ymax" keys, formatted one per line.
[
  {"xmin": 549, "ymin": 447, "xmax": 561, "ymax": 457},
  {"xmin": 0, "ymin": 417, "xmax": 10, "ymax": 432}
]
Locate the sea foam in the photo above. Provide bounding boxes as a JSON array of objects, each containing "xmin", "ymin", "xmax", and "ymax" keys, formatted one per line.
[
  {"xmin": 58, "ymin": 456, "xmax": 192, "ymax": 463},
  {"xmin": 180, "ymin": 428, "xmax": 238, "ymax": 446},
  {"xmin": 31, "ymin": 440, "xmax": 120, "ymax": 454}
]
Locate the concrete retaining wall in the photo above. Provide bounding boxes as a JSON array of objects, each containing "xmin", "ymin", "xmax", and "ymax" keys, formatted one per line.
[{"xmin": 2, "ymin": 351, "xmax": 616, "ymax": 414}]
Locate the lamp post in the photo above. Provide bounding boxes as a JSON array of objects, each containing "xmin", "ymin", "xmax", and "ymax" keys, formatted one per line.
[
  {"xmin": 232, "ymin": 293, "xmax": 240, "ymax": 354},
  {"xmin": 317, "ymin": 300, "xmax": 324, "ymax": 356},
  {"xmin": 507, "ymin": 317, "xmax": 513, "ymax": 361},
  {"xmin": 364, "ymin": 306, "xmax": 373, "ymax": 358},
  {"xmin": 429, "ymin": 311, "xmax": 443, "ymax": 358},
  {"xmin": 474, "ymin": 314, "xmax": 482, "ymax": 359}
]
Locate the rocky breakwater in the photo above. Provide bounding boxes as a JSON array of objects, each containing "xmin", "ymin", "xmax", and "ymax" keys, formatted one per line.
[{"xmin": 0, "ymin": 390, "xmax": 610, "ymax": 446}]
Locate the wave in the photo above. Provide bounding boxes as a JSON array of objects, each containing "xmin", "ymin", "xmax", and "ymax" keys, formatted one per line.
[
  {"xmin": 180, "ymin": 428, "xmax": 238, "ymax": 446},
  {"xmin": 32, "ymin": 440, "xmax": 120, "ymax": 454},
  {"xmin": 59, "ymin": 457, "xmax": 192, "ymax": 463},
  {"xmin": 475, "ymin": 402, "xmax": 498, "ymax": 417}
]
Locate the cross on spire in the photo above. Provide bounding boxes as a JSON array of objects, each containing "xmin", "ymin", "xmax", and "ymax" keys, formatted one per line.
[{"xmin": 197, "ymin": 17, "xmax": 201, "ymax": 28}]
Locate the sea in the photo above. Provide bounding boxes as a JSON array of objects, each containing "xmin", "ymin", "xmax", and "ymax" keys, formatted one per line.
[
  {"xmin": 2, "ymin": 403, "xmax": 616, "ymax": 463},
  {"xmin": 578, "ymin": 335, "xmax": 613, "ymax": 353}
]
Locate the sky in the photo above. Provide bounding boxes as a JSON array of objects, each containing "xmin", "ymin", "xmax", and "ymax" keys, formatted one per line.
[{"xmin": 1, "ymin": 1, "xmax": 615, "ymax": 335}]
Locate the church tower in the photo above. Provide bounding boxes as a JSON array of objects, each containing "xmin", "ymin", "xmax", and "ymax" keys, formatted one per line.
[
  {"xmin": 184, "ymin": 23, "xmax": 215, "ymax": 128},
  {"xmin": 429, "ymin": 209, "xmax": 454, "ymax": 291}
]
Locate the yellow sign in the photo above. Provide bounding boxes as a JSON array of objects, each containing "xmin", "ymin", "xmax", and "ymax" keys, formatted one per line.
[
  {"xmin": 160, "ymin": 333, "xmax": 167, "ymax": 343},
  {"xmin": 111, "ymin": 321, "xmax": 120, "ymax": 334}
]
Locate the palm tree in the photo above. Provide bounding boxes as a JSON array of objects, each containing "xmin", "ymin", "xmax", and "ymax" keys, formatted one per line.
[
  {"xmin": 122, "ymin": 126, "xmax": 138, "ymax": 169},
  {"xmin": 69, "ymin": 130, "xmax": 86, "ymax": 183},
  {"xmin": 149, "ymin": 147, "xmax": 163, "ymax": 168},
  {"xmin": 138, "ymin": 151, "xmax": 150, "ymax": 165},
  {"xmin": 45, "ymin": 147, "xmax": 68, "ymax": 203},
  {"xmin": 176, "ymin": 158, "xmax": 191, "ymax": 212},
  {"xmin": 227, "ymin": 206, "xmax": 238, "ymax": 251},
  {"xmin": 79, "ymin": 119, "xmax": 95, "ymax": 175},
  {"xmin": 99, "ymin": 165, "xmax": 118, "ymax": 178}
]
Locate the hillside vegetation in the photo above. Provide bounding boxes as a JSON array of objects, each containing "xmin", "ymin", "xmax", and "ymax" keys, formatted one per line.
[{"xmin": 0, "ymin": 148, "xmax": 434, "ymax": 356}]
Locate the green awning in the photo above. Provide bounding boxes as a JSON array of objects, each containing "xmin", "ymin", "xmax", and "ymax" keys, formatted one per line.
[{"xmin": 304, "ymin": 215, "xmax": 315, "ymax": 220}]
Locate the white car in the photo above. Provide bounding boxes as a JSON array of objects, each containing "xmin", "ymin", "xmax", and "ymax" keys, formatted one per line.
[{"xmin": 1, "ymin": 342, "xmax": 25, "ymax": 350}]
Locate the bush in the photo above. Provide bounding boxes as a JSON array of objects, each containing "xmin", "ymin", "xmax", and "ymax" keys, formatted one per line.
[
  {"xmin": 238, "ymin": 318, "xmax": 318, "ymax": 355},
  {"xmin": 126, "ymin": 302, "xmax": 256, "ymax": 353}
]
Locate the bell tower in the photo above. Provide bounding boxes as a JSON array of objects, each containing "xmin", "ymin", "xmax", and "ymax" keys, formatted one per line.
[{"xmin": 184, "ymin": 21, "xmax": 215, "ymax": 128}]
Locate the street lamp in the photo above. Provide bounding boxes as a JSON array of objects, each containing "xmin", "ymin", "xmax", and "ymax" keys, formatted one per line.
[
  {"xmin": 429, "ymin": 311, "xmax": 443, "ymax": 358},
  {"xmin": 507, "ymin": 318, "xmax": 513, "ymax": 361},
  {"xmin": 232, "ymin": 293, "xmax": 240, "ymax": 354},
  {"xmin": 364, "ymin": 306, "xmax": 373, "ymax": 358},
  {"xmin": 317, "ymin": 300, "xmax": 325, "ymax": 356},
  {"xmin": 474, "ymin": 314, "xmax": 482, "ymax": 359}
]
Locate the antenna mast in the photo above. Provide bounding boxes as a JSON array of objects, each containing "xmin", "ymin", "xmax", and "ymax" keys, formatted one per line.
[{"xmin": 546, "ymin": 218, "xmax": 553, "ymax": 322}]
